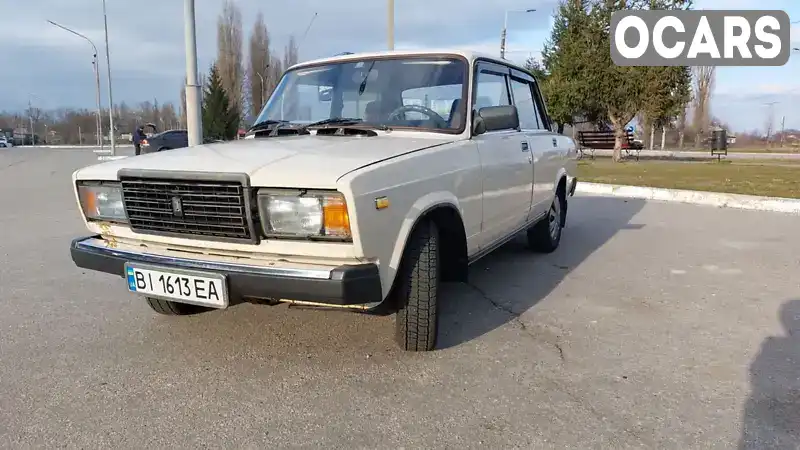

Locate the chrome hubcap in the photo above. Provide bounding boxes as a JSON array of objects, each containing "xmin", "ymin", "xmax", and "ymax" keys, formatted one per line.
[{"xmin": 549, "ymin": 199, "xmax": 561, "ymax": 241}]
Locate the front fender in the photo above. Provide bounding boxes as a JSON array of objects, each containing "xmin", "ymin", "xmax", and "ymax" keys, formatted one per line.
[{"xmin": 386, "ymin": 192, "xmax": 462, "ymax": 288}]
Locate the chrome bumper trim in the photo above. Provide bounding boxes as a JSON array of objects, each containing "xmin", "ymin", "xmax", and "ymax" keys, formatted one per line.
[{"xmin": 74, "ymin": 238, "xmax": 334, "ymax": 280}]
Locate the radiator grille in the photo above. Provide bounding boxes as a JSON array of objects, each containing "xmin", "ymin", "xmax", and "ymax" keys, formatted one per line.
[{"xmin": 120, "ymin": 178, "xmax": 254, "ymax": 241}]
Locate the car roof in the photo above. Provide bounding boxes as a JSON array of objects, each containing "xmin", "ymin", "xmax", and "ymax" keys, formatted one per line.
[{"xmin": 287, "ymin": 49, "xmax": 525, "ymax": 72}]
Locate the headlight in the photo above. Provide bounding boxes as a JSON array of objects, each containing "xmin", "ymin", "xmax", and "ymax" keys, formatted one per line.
[
  {"xmin": 257, "ymin": 189, "xmax": 351, "ymax": 240},
  {"xmin": 77, "ymin": 181, "xmax": 128, "ymax": 223}
]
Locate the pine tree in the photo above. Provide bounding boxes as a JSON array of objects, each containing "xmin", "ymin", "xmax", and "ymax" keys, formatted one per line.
[
  {"xmin": 537, "ymin": 0, "xmax": 602, "ymax": 133},
  {"xmin": 202, "ymin": 63, "xmax": 240, "ymax": 141}
]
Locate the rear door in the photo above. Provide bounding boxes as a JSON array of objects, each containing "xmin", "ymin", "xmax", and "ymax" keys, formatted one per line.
[
  {"xmin": 507, "ymin": 68, "xmax": 560, "ymax": 221},
  {"xmin": 472, "ymin": 61, "xmax": 534, "ymax": 247}
]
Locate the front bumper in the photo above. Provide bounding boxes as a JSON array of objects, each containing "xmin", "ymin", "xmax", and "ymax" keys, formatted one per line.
[{"xmin": 70, "ymin": 236, "xmax": 383, "ymax": 308}]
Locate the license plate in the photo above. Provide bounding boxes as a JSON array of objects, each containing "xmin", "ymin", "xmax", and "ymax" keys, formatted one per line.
[{"xmin": 125, "ymin": 263, "xmax": 228, "ymax": 308}]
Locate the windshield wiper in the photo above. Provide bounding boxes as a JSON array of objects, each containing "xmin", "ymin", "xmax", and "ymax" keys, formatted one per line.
[
  {"xmin": 248, "ymin": 119, "xmax": 289, "ymax": 132},
  {"xmin": 301, "ymin": 117, "xmax": 362, "ymax": 130},
  {"xmin": 301, "ymin": 117, "xmax": 391, "ymax": 132}
]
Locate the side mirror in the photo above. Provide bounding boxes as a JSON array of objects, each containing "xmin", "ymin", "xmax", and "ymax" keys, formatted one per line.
[
  {"xmin": 472, "ymin": 110, "xmax": 486, "ymax": 135},
  {"xmin": 474, "ymin": 105, "xmax": 519, "ymax": 135},
  {"xmin": 318, "ymin": 86, "xmax": 332, "ymax": 102}
]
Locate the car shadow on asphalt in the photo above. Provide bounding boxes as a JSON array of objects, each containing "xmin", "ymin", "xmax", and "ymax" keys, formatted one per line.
[
  {"xmin": 436, "ymin": 196, "xmax": 646, "ymax": 350},
  {"xmin": 739, "ymin": 299, "xmax": 800, "ymax": 449}
]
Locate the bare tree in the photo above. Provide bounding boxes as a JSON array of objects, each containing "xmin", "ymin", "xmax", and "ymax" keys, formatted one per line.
[
  {"xmin": 280, "ymin": 35, "xmax": 300, "ymax": 120},
  {"xmin": 677, "ymin": 101, "xmax": 688, "ymax": 149},
  {"xmin": 1, "ymin": 101, "xmax": 180, "ymax": 145},
  {"xmin": 216, "ymin": 0, "xmax": 245, "ymax": 124},
  {"xmin": 691, "ymin": 66, "xmax": 715, "ymax": 148},
  {"xmin": 247, "ymin": 13, "xmax": 272, "ymax": 120},
  {"xmin": 283, "ymin": 35, "xmax": 299, "ymax": 69},
  {"xmin": 763, "ymin": 102, "xmax": 778, "ymax": 145}
]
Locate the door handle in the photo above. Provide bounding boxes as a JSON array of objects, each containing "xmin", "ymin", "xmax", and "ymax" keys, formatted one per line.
[{"xmin": 521, "ymin": 141, "xmax": 529, "ymax": 152}]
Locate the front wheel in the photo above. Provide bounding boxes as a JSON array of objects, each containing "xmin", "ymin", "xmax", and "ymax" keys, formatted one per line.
[
  {"xmin": 527, "ymin": 192, "xmax": 564, "ymax": 253},
  {"xmin": 394, "ymin": 220, "xmax": 440, "ymax": 352},
  {"xmin": 145, "ymin": 297, "xmax": 213, "ymax": 316}
]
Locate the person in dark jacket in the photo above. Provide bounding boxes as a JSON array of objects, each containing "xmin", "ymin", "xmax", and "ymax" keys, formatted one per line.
[{"xmin": 132, "ymin": 125, "xmax": 145, "ymax": 155}]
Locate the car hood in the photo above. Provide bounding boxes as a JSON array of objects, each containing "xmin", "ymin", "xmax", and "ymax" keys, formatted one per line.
[{"xmin": 77, "ymin": 133, "xmax": 458, "ymax": 188}]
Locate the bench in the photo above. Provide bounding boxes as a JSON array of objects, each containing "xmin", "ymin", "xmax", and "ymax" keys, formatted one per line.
[{"xmin": 577, "ymin": 130, "xmax": 642, "ymax": 160}]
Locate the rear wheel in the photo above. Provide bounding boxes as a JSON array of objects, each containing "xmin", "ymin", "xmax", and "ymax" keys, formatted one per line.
[
  {"xmin": 527, "ymin": 191, "xmax": 564, "ymax": 253},
  {"xmin": 394, "ymin": 220, "xmax": 440, "ymax": 352},
  {"xmin": 145, "ymin": 297, "xmax": 213, "ymax": 316}
]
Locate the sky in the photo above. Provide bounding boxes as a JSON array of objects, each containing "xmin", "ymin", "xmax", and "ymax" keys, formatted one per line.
[{"xmin": 0, "ymin": 0, "xmax": 797, "ymax": 132}]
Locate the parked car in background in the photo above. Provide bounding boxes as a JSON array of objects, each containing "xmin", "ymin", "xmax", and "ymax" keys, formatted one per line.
[
  {"xmin": 0, "ymin": 137, "xmax": 13, "ymax": 148},
  {"xmin": 139, "ymin": 129, "xmax": 224, "ymax": 154},
  {"xmin": 139, "ymin": 129, "xmax": 189, "ymax": 153}
]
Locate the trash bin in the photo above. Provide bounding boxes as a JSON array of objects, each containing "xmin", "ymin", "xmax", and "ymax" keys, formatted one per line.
[
  {"xmin": 710, "ymin": 128, "xmax": 727, "ymax": 159},
  {"xmin": 712, "ymin": 129, "xmax": 727, "ymax": 150}
]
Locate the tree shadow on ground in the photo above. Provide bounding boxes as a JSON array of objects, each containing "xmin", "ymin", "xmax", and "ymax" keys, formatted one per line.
[
  {"xmin": 739, "ymin": 299, "xmax": 800, "ymax": 449},
  {"xmin": 436, "ymin": 196, "xmax": 646, "ymax": 350}
]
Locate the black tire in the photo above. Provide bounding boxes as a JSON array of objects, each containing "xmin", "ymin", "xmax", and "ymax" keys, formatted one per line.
[
  {"xmin": 394, "ymin": 220, "xmax": 440, "ymax": 352},
  {"xmin": 144, "ymin": 297, "xmax": 213, "ymax": 316},
  {"xmin": 527, "ymin": 191, "xmax": 565, "ymax": 253}
]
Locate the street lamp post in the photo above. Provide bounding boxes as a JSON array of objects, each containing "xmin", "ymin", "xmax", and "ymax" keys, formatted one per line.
[
  {"xmin": 387, "ymin": 0, "xmax": 394, "ymax": 50},
  {"xmin": 101, "ymin": 0, "xmax": 117, "ymax": 156},
  {"xmin": 47, "ymin": 20, "xmax": 103, "ymax": 149},
  {"xmin": 500, "ymin": 8, "xmax": 536, "ymax": 59},
  {"xmin": 183, "ymin": 0, "xmax": 203, "ymax": 147}
]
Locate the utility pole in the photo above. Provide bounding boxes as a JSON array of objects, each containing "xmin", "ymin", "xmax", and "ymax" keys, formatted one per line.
[
  {"xmin": 500, "ymin": 8, "xmax": 536, "ymax": 59},
  {"xmin": 183, "ymin": 0, "xmax": 203, "ymax": 147},
  {"xmin": 387, "ymin": 0, "xmax": 394, "ymax": 50},
  {"xmin": 780, "ymin": 115, "xmax": 786, "ymax": 148},
  {"xmin": 101, "ymin": 0, "xmax": 117, "ymax": 155},
  {"xmin": 763, "ymin": 101, "xmax": 778, "ymax": 146}
]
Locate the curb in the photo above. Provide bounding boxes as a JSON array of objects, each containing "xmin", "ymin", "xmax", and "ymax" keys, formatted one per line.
[
  {"xmin": 36, "ymin": 145, "xmax": 134, "ymax": 149},
  {"xmin": 586, "ymin": 149, "xmax": 800, "ymax": 160},
  {"xmin": 575, "ymin": 182, "xmax": 800, "ymax": 214}
]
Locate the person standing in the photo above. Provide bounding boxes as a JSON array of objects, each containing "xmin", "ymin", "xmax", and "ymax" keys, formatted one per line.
[{"xmin": 132, "ymin": 125, "xmax": 144, "ymax": 156}]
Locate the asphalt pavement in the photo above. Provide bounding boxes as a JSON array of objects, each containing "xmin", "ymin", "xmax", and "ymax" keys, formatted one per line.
[{"xmin": 1, "ymin": 147, "xmax": 799, "ymax": 448}]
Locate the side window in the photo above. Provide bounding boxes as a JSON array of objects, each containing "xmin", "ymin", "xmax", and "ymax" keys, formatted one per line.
[
  {"xmin": 473, "ymin": 69, "xmax": 510, "ymax": 113},
  {"xmin": 508, "ymin": 77, "xmax": 540, "ymax": 130}
]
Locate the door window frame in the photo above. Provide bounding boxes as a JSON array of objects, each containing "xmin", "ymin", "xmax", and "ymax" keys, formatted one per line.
[{"xmin": 471, "ymin": 58, "xmax": 553, "ymax": 133}]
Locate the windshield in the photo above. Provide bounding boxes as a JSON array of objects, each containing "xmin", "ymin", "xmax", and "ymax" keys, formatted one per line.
[{"xmin": 252, "ymin": 55, "xmax": 468, "ymax": 133}]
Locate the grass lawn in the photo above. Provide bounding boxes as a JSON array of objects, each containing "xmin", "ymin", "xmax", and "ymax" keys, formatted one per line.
[{"xmin": 576, "ymin": 159, "xmax": 800, "ymax": 199}]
